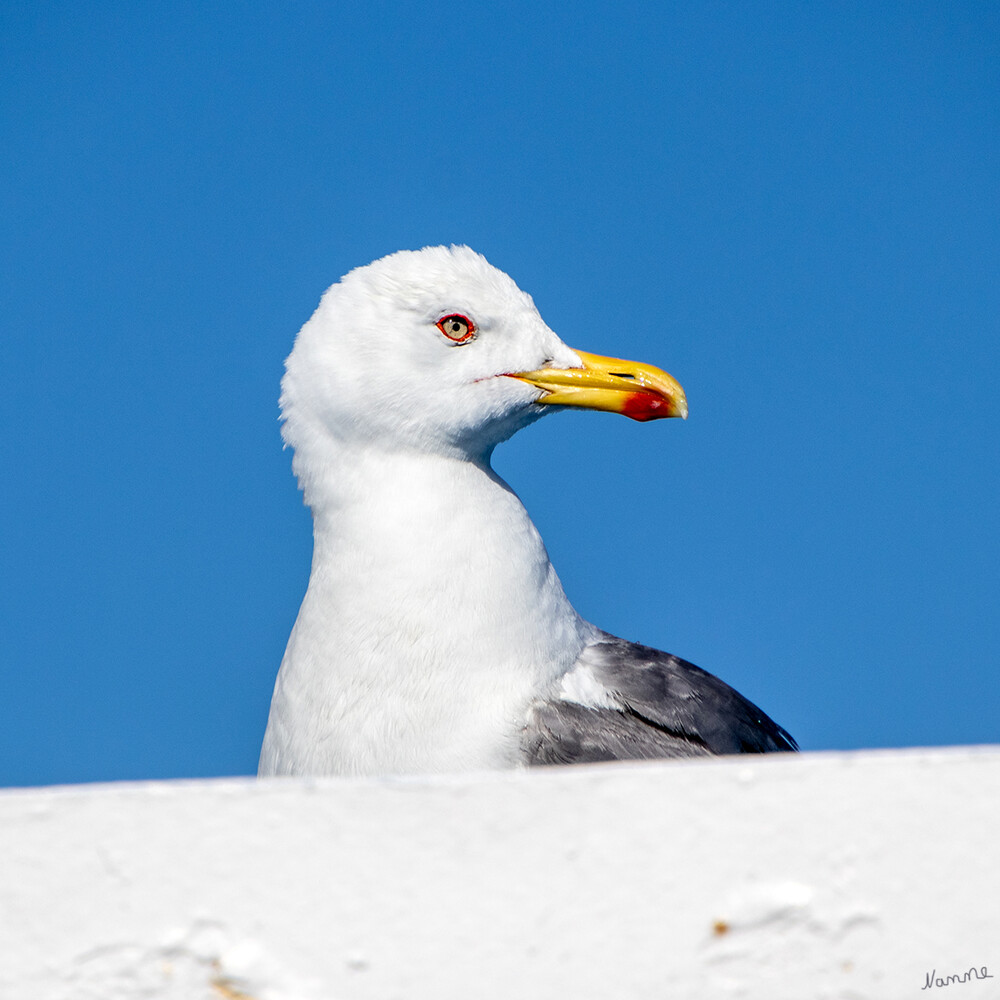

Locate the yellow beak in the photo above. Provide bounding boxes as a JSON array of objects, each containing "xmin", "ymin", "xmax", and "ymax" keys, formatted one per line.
[{"xmin": 507, "ymin": 350, "xmax": 688, "ymax": 422}]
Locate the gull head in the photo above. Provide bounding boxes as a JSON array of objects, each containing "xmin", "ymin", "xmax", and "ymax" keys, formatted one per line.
[{"xmin": 280, "ymin": 246, "xmax": 687, "ymax": 478}]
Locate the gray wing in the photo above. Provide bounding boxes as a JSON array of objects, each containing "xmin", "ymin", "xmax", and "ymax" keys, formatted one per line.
[{"xmin": 522, "ymin": 634, "xmax": 797, "ymax": 766}]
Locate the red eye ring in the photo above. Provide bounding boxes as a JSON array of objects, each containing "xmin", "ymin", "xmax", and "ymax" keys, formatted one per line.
[{"xmin": 436, "ymin": 313, "xmax": 476, "ymax": 344}]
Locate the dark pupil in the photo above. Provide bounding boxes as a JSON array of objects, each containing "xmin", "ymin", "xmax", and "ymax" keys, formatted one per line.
[{"xmin": 451, "ymin": 321, "xmax": 462, "ymax": 333}]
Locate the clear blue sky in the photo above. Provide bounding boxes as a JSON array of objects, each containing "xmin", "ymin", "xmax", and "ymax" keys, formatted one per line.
[{"xmin": 2, "ymin": 3, "xmax": 997, "ymax": 787}]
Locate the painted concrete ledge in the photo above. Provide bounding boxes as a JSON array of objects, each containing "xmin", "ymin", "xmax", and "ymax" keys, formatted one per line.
[{"xmin": 2, "ymin": 747, "xmax": 998, "ymax": 1000}]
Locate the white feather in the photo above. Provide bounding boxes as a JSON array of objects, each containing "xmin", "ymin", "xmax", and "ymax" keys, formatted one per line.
[
  {"xmin": 259, "ymin": 247, "xmax": 598, "ymax": 776},
  {"xmin": 557, "ymin": 662, "xmax": 621, "ymax": 711}
]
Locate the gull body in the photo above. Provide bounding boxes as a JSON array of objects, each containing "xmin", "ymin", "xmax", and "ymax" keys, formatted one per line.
[{"xmin": 259, "ymin": 246, "xmax": 795, "ymax": 777}]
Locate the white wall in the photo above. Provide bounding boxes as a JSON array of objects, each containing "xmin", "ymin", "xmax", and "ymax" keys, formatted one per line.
[{"xmin": 2, "ymin": 746, "xmax": 998, "ymax": 1000}]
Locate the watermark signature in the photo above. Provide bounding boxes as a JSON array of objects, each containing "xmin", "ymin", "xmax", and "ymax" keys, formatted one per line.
[{"xmin": 922, "ymin": 966, "xmax": 994, "ymax": 990}]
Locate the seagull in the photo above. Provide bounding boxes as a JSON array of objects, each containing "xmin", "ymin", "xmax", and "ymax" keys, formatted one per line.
[{"xmin": 259, "ymin": 246, "xmax": 796, "ymax": 777}]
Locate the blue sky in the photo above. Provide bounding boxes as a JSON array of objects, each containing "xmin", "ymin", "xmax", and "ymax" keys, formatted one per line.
[{"xmin": 2, "ymin": 2, "xmax": 997, "ymax": 787}]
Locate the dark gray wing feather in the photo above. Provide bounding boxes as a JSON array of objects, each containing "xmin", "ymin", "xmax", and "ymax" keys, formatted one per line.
[{"xmin": 522, "ymin": 634, "xmax": 797, "ymax": 766}]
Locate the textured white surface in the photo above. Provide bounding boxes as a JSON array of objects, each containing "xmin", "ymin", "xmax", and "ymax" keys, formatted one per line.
[{"xmin": 2, "ymin": 747, "xmax": 998, "ymax": 1000}]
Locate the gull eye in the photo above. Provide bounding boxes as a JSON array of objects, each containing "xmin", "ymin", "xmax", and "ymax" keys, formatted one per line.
[{"xmin": 436, "ymin": 313, "xmax": 476, "ymax": 344}]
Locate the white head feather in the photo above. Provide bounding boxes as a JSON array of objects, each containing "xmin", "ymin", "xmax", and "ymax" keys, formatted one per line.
[{"xmin": 280, "ymin": 245, "xmax": 584, "ymax": 506}]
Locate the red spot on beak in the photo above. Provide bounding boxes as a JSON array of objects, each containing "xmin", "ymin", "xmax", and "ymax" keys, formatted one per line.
[{"xmin": 621, "ymin": 391, "xmax": 676, "ymax": 422}]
